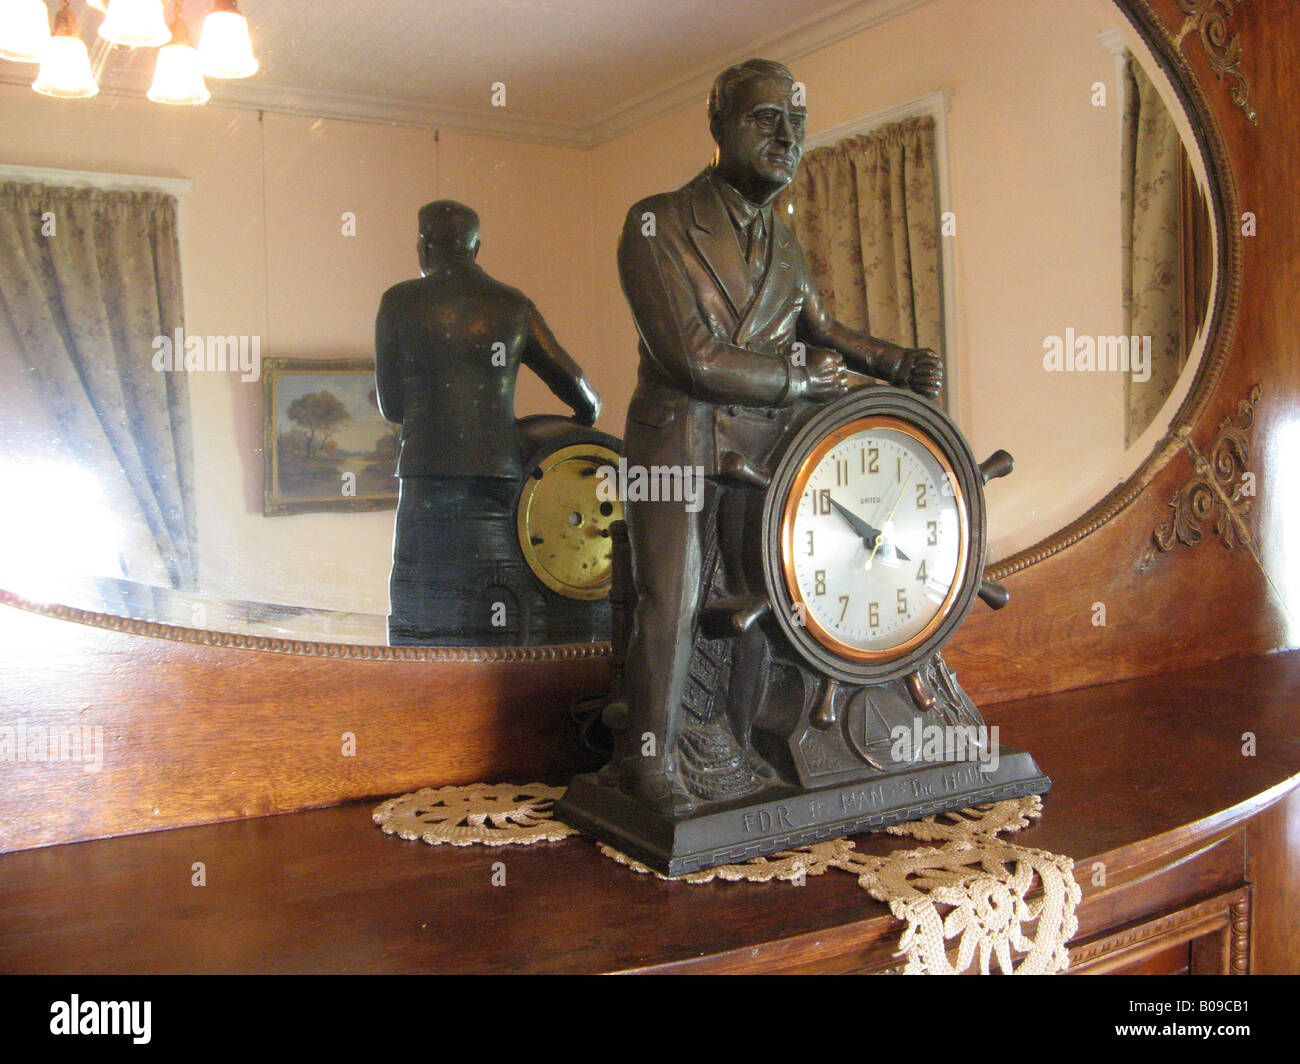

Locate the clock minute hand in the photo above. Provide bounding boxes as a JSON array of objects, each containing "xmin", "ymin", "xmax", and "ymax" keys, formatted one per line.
[{"xmin": 831, "ymin": 498, "xmax": 911, "ymax": 562}]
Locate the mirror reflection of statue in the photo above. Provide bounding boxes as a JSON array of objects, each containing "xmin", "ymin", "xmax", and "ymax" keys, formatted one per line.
[
  {"xmin": 375, "ymin": 200, "xmax": 603, "ymax": 646},
  {"xmin": 597, "ymin": 59, "xmax": 944, "ymax": 813}
]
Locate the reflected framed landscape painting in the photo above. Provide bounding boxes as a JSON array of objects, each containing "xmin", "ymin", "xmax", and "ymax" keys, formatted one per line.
[{"xmin": 262, "ymin": 358, "xmax": 399, "ymax": 516}]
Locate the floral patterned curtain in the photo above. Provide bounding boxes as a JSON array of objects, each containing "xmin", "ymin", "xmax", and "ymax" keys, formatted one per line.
[
  {"xmin": 779, "ymin": 114, "xmax": 944, "ymax": 405},
  {"xmin": 0, "ymin": 182, "xmax": 197, "ymax": 590},
  {"xmin": 1122, "ymin": 56, "xmax": 1195, "ymax": 447}
]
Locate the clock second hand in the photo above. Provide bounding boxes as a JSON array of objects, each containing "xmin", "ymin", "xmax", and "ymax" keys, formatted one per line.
[
  {"xmin": 866, "ymin": 469, "xmax": 911, "ymax": 573},
  {"xmin": 830, "ymin": 499, "xmax": 910, "ymax": 562}
]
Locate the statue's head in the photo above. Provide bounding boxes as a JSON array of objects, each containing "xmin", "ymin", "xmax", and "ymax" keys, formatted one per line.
[
  {"xmin": 708, "ymin": 59, "xmax": 806, "ymax": 206},
  {"xmin": 418, "ymin": 200, "xmax": 480, "ymax": 273}
]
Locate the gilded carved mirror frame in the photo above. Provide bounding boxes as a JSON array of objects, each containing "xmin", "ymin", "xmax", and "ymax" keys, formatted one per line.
[{"xmin": 0, "ymin": 0, "xmax": 1249, "ymax": 662}]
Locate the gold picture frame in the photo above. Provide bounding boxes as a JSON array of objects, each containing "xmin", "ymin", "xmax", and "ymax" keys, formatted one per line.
[{"xmin": 262, "ymin": 358, "xmax": 399, "ymax": 516}]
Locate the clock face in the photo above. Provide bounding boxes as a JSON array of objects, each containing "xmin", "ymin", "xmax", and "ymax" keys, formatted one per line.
[{"xmin": 780, "ymin": 416, "xmax": 969, "ymax": 662}]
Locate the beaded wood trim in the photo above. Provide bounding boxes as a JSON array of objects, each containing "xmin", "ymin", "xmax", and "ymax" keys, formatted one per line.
[{"xmin": 0, "ymin": 588, "xmax": 610, "ymax": 662}]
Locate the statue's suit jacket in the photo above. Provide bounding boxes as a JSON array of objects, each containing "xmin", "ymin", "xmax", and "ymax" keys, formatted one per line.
[
  {"xmin": 618, "ymin": 167, "xmax": 818, "ymax": 476},
  {"xmin": 375, "ymin": 264, "xmax": 590, "ymax": 480},
  {"xmin": 616, "ymin": 167, "xmax": 818, "ymax": 765}
]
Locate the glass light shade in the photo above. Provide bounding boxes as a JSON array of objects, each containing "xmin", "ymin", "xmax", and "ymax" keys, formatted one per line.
[
  {"xmin": 32, "ymin": 35, "xmax": 99, "ymax": 98},
  {"xmin": 198, "ymin": 8, "xmax": 256, "ymax": 78},
  {"xmin": 0, "ymin": 0, "xmax": 51, "ymax": 63},
  {"xmin": 98, "ymin": 0, "xmax": 170, "ymax": 48},
  {"xmin": 147, "ymin": 42, "xmax": 209, "ymax": 105}
]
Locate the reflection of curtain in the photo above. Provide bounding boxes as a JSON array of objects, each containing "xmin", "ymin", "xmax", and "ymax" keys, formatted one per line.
[
  {"xmin": 0, "ymin": 182, "xmax": 197, "ymax": 589},
  {"xmin": 1122, "ymin": 57, "xmax": 1207, "ymax": 446},
  {"xmin": 778, "ymin": 115, "xmax": 944, "ymax": 403}
]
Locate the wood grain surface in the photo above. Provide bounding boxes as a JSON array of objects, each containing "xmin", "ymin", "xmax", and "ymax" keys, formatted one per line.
[
  {"xmin": 0, "ymin": 604, "xmax": 609, "ymax": 852},
  {"xmin": 0, "ymin": 651, "xmax": 1295, "ymax": 974}
]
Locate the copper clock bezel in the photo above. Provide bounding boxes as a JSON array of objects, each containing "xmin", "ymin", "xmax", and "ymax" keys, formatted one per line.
[
  {"xmin": 759, "ymin": 388, "xmax": 988, "ymax": 686},
  {"xmin": 779, "ymin": 415, "xmax": 970, "ymax": 663}
]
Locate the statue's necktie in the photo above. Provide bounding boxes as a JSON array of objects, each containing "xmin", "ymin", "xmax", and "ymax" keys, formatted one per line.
[{"xmin": 746, "ymin": 213, "xmax": 767, "ymax": 282}]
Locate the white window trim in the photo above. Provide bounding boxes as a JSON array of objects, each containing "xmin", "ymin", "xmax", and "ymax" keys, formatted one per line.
[{"xmin": 0, "ymin": 163, "xmax": 192, "ymax": 200}]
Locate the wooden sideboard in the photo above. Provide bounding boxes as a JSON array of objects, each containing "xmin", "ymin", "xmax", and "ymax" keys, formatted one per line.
[
  {"xmin": 1, "ymin": 0, "xmax": 1298, "ymax": 979},
  {"xmin": 2, "ymin": 650, "xmax": 1295, "ymax": 974}
]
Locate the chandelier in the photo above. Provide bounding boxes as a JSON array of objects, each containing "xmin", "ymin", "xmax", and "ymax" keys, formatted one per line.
[{"xmin": 0, "ymin": 0, "xmax": 258, "ymax": 103}]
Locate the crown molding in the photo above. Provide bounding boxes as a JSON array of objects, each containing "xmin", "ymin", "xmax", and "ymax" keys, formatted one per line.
[
  {"xmin": 581, "ymin": 0, "xmax": 938, "ymax": 147},
  {"xmin": 1, "ymin": 0, "xmax": 938, "ymax": 148}
]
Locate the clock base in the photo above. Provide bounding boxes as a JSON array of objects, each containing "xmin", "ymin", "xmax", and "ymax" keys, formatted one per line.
[{"xmin": 556, "ymin": 749, "xmax": 1051, "ymax": 877}]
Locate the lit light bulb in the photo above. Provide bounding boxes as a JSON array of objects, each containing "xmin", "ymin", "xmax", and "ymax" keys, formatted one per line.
[
  {"xmin": 33, "ymin": 2, "xmax": 98, "ymax": 98},
  {"xmin": 0, "ymin": 0, "xmax": 50, "ymax": 63},
  {"xmin": 198, "ymin": 0, "xmax": 256, "ymax": 79},
  {"xmin": 147, "ymin": 7, "xmax": 209, "ymax": 105},
  {"xmin": 98, "ymin": 0, "xmax": 171, "ymax": 48}
]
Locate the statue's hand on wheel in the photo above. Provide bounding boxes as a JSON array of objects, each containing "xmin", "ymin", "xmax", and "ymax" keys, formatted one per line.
[
  {"xmin": 572, "ymin": 377, "xmax": 601, "ymax": 426},
  {"xmin": 896, "ymin": 348, "xmax": 943, "ymax": 400},
  {"xmin": 801, "ymin": 347, "xmax": 849, "ymax": 403}
]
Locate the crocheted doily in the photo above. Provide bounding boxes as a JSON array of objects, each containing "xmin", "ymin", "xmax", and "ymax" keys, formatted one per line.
[
  {"xmin": 373, "ymin": 782, "xmax": 578, "ymax": 846},
  {"xmin": 374, "ymin": 785, "xmax": 1078, "ymax": 974}
]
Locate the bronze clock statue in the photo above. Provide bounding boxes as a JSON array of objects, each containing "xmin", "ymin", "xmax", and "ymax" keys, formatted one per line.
[{"xmin": 556, "ymin": 60, "xmax": 1048, "ymax": 875}]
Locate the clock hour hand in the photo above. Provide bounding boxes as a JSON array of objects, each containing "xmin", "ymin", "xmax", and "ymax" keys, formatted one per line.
[
  {"xmin": 829, "ymin": 498, "xmax": 880, "ymax": 543},
  {"xmin": 830, "ymin": 499, "xmax": 910, "ymax": 562}
]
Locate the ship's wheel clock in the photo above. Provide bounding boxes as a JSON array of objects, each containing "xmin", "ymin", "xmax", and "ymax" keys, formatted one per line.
[{"xmin": 559, "ymin": 387, "xmax": 1051, "ymax": 876}]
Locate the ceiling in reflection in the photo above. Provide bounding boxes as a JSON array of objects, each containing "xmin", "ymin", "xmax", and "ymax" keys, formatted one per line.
[{"xmin": 0, "ymin": 0, "xmax": 934, "ymax": 145}]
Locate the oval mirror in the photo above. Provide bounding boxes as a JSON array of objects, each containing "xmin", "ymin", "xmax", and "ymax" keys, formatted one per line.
[{"xmin": 0, "ymin": 0, "xmax": 1224, "ymax": 648}]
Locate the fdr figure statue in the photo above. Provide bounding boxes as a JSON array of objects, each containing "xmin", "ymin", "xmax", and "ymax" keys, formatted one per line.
[
  {"xmin": 605, "ymin": 59, "xmax": 943, "ymax": 813},
  {"xmin": 375, "ymin": 200, "xmax": 600, "ymax": 645}
]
